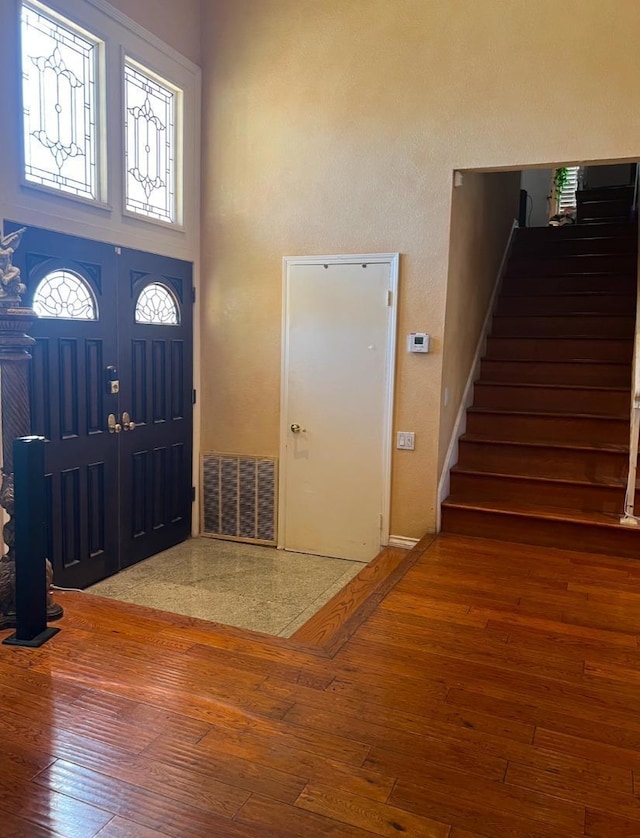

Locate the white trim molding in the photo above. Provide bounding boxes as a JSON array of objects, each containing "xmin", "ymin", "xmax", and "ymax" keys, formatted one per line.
[
  {"xmin": 388, "ymin": 535, "xmax": 420, "ymax": 550},
  {"xmin": 84, "ymin": 0, "xmax": 199, "ymax": 71},
  {"xmin": 436, "ymin": 219, "xmax": 519, "ymax": 531}
]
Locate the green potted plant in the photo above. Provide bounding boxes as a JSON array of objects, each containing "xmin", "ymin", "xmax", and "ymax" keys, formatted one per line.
[{"xmin": 548, "ymin": 166, "xmax": 575, "ymax": 225}]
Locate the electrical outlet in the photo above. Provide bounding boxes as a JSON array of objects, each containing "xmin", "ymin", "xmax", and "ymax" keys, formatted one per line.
[{"xmin": 397, "ymin": 432, "xmax": 415, "ymax": 450}]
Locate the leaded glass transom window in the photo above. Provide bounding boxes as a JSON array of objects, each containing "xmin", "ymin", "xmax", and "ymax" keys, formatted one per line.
[
  {"xmin": 33, "ymin": 270, "xmax": 97, "ymax": 320},
  {"xmin": 21, "ymin": 2, "xmax": 100, "ymax": 200},
  {"xmin": 124, "ymin": 59, "xmax": 179, "ymax": 224},
  {"xmin": 135, "ymin": 283, "xmax": 179, "ymax": 325}
]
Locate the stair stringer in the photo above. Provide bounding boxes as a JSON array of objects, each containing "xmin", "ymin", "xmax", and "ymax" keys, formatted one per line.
[{"xmin": 437, "ymin": 218, "xmax": 519, "ymax": 531}]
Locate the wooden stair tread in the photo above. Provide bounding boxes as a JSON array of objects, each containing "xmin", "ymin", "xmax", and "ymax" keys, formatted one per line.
[
  {"xmin": 450, "ymin": 465, "xmax": 627, "ymax": 490},
  {"xmin": 579, "ymin": 199, "xmax": 633, "ymax": 205},
  {"xmin": 504, "ymin": 272, "xmax": 635, "ymax": 284},
  {"xmin": 501, "ymin": 289, "xmax": 636, "ymax": 298},
  {"xmin": 516, "ymin": 235, "xmax": 634, "ymax": 242},
  {"xmin": 442, "ymin": 496, "xmax": 631, "ymax": 530},
  {"xmin": 467, "ymin": 406, "xmax": 627, "ymax": 421},
  {"xmin": 518, "ymin": 233, "xmax": 634, "ymax": 241},
  {"xmin": 581, "ymin": 217, "xmax": 631, "ymax": 224},
  {"xmin": 478, "ymin": 356, "xmax": 632, "ymax": 372},
  {"xmin": 505, "ymin": 275, "xmax": 636, "ymax": 280},
  {"xmin": 475, "ymin": 380, "xmax": 628, "ymax": 392},
  {"xmin": 461, "ymin": 433, "xmax": 628, "ymax": 454},
  {"xmin": 488, "ymin": 334, "xmax": 633, "ymax": 341},
  {"xmin": 512, "ymin": 253, "xmax": 632, "ymax": 261},
  {"xmin": 578, "ymin": 185, "xmax": 634, "ymax": 195},
  {"xmin": 481, "ymin": 358, "xmax": 631, "ymax": 367},
  {"xmin": 494, "ymin": 311, "xmax": 634, "ymax": 318},
  {"xmin": 518, "ymin": 221, "xmax": 635, "ymax": 233}
]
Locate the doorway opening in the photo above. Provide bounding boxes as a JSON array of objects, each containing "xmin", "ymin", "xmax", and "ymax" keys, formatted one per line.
[{"xmin": 439, "ymin": 157, "xmax": 639, "ymax": 556}]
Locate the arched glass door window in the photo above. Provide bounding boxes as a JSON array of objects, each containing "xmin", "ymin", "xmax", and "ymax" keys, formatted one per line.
[
  {"xmin": 134, "ymin": 282, "xmax": 179, "ymax": 325},
  {"xmin": 32, "ymin": 269, "xmax": 98, "ymax": 319}
]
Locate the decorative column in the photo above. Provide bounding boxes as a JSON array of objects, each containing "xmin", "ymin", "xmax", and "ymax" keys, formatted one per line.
[{"xmin": 0, "ymin": 228, "xmax": 62, "ymax": 628}]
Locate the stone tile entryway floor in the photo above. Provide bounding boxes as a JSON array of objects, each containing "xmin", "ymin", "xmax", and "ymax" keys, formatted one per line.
[{"xmin": 85, "ymin": 537, "xmax": 365, "ymax": 637}]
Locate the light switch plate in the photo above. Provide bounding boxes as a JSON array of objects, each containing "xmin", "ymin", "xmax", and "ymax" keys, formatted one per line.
[{"xmin": 397, "ymin": 432, "xmax": 415, "ymax": 450}]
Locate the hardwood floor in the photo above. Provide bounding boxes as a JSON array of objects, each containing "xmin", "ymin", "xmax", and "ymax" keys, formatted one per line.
[{"xmin": 3, "ymin": 533, "xmax": 640, "ymax": 835}]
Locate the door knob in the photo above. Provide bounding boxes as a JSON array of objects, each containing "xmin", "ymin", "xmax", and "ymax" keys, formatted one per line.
[
  {"xmin": 122, "ymin": 411, "xmax": 136, "ymax": 431},
  {"xmin": 290, "ymin": 423, "xmax": 306, "ymax": 433},
  {"xmin": 107, "ymin": 413, "xmax": 121, "ymax": 434}
]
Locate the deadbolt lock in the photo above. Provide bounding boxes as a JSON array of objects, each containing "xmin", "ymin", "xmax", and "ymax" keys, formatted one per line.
[{"xmin": 105, "ymin": 365, "xmax": 119, "ymax": 395}]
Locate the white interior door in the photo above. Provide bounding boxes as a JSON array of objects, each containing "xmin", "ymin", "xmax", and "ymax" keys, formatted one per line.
[{"xmin": 279, "ymin": 255, "xmax": 398, "ymax": 561}]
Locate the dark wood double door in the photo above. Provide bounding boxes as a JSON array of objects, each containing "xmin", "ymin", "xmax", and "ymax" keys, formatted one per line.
[{"xmin": 7, "ymin": 223, "xmax": 193, "ymax": 589}]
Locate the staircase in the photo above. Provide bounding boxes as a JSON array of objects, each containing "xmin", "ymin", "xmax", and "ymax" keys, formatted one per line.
[
  {"xmin": 577, "ymin": 185, "xmax": 635, "ymax": 225},
  {"xmin": 441, "ymin": 186, "xmax": 640, "ymax": 557}
]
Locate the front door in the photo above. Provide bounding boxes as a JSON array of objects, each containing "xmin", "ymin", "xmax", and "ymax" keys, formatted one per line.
[
  {"xmin": 118, "ymin": 248, "xmax": 193, "ymax": 567},
  {"xmin": 7, "ymin": 222, "xmax": 193, "ymax": 588},
  {"xmin": 279, "ymin": 256, "xmax": 397, "ymax": 562}
]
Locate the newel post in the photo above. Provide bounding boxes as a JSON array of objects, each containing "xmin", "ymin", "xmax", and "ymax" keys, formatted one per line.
[{"xmin": 0, "ymin": 227, "xmax": 63, "ymax": 628}]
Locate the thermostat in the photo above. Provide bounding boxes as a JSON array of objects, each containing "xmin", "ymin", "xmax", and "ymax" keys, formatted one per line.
[{"xmin": 407, "ymin": 333, "xmax": 430, "ymax": 353}]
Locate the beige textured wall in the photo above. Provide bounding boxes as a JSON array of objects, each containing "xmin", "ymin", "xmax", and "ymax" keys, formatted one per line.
[
  {"xmin": 106, "ymin": 0, "xmax": 201, "ymax": 64},
  {"xmin": 439, "ymin": 171, "xmax": 521, "ymax": 472},
  {"xmin": 200, "ymin": 0, "xmax": 640, "ymax": 538}
]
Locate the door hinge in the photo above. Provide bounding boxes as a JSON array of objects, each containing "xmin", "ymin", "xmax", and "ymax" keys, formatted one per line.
[
  {"xmin": 386, "ymin": 289, "xmax": 392, "ymax": 306},
  {"xmin": 192, "ymin": 286, "xmax": 196, "ymax": 303},
  {"xmin": 192, "ymin": 388, "xmax": 197, "ymax": 405},
  {"xmin": 114, "ymin": 246, "xmax": 122, "ymax": 255},
  {"xmin": 191, "ymin": 486, "xmax": 196, "ymax": 502}
]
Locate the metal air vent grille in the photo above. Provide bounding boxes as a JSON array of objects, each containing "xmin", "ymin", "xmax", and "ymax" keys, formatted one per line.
[{"xmin": 201, "ymin": 453, "xmax": 277, "ymax": 545}]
